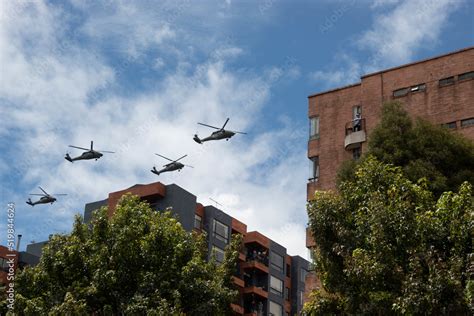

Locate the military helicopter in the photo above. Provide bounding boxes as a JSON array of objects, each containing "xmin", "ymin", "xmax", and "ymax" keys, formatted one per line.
[
  {"xmin": 151, "ymin": 154, "xmax": 193, "ymax": 176},
  {"xmin": 65, "ymin": 141, "xmax": 114, "ymax": 162},
  {"xmin": 26, "ymin": 187, "xmax": 67, "ymax": 206},
  {"xmin": 193, "ymin": 118, "xmax": 247, "ymax": 144}
]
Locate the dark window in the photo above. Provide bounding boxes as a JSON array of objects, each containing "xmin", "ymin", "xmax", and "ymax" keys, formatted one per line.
[
  {"xmin": 301, "ymin": 269, "xmax": 308, "ymax": 283},
  {"xmin": 309, "ymin": 116, "xmax": 320, "ymax": 139},
  {"xmin": 461, "ymin": 118, "xmax": 474, "ymax": 128},
  {"xmin": 270, "ymin": 252, "xmax": 284, "ymax": 272},
  {"xmin": 353, "ymin": 147, "xmax": 361, "ymax": 160},
  {"xmin": 458, "ymin": 71, "xmax": 474, "ymax": 81},
  {"xmin": 269, "ymin": 300, "xmax": 283, "ymax": 316},
  {"xmin": 309, "ymin": 156, "xmax": 319, "ymax": 182},
  {"xmin": 194, "ymin": 214, "xmax": 202, "ymax": 229},
  {"xmin": 353, "ymin": 105, "xmax": 362, "ymax": 119},
  {"xmin": 410, "ymin": 83, "xmax": 426, "ymax": 92},
  {"xmin": 442, "ymin": 122, "xmax": 457, "ymax": 129},
  {"xmin": 285, "ymin": 287, "xmax": 290, "ymax": 300},
  {"xmin": 212, "ymin": 246, "xmax": 225, "ymax": 263},
  {"xmin": 393, "ymin": 87, "xmax": 409, "ymax": 97},
  {"xmin": 213, "ymin": 219, "xmax": 229, "ymax": 243},
  {"xmin": 270, "ymin": 276, "xmax": 283, "ymax": 296},
  {"xmin": 439, "ymin": 76, "xmax": 455, "ymax": 86},
  {"xmin": 286, "ymin": 264, "xmax": 291, "ymax": 277}
]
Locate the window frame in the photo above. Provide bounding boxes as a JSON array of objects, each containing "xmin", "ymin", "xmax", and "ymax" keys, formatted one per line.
[
  {"xmin": 439, "ymin": 76, "xmax": 455, "ymax": 87},
  {"xmin": 308, "ymin": 156, "xmax": 320, "ymax": 182},
  {"xmin": 309, "ymin": 116, "xmax": 320, "ymax": 140},
  {"xmin": 270, "ymin": 252, "xmax": 284, "ymax": 272},
  {"xmin": 269, "ymin": 300, "xmax": 283, "ymax": 316},
  {"xmin": 194, "ymin": 214, "xmax": 202, "ymax": 230},
  {"xmin": 461, "ymin": 118, "xmax": 474, "ymax": 128},
  {"xmin": 458, "ymin": 71, "xmax": 474, "ymax": 81},
  {"xmin": 393, "ymin": 87, "xmax": 409, "ymax": 97},
  {"xmin": 213, "ymin": 219, "xmax": 229, "ymax": 243},
  {"xmin": 270, "ymin": 275, "xmax": 284, "ymax": 296},
  {"xmin": 212, "ymin": 245, "xmax": 225, "ymax": 263}
]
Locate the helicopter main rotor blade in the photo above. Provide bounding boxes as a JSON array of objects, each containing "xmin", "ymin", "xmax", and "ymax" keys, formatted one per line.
[
  {"xmin": 230, "ymin": 130, "xmax": 247, "ymax": 135},
  {"xmin": 91, "ymin": 141, "xmax": 94, "ymax": 151},
  {"xmin": 52, "ymin": 194, "xmax": 68, "ymax": 196},
  {"xmin": 221, "ymin": 118, "xmax": 230, "ymax": 129},
  {"xmin": 29, "ymin": 194, "xmax": 45, "ymax": 196},
  {"xmin": 198, "ymin": 122, "xmax": 220, "ymax": 130},
  {"xmin": 69, "ymin": 145, "xmax": 89, "ymax": 151},
  {"xmin": 174, "ymin": 154, "xmax": 188, "ymax": 162},
  {"xmin": 38, "ymin": 186, "xmax": 49, "ymax": 195},
  {"xmin": 185, "ymin": 164, "xmax": 194, "ymax": 168},
  {"xmin": 155, "ymin": 153, "xmax": 174, "ymax": 162},
  {"xmin": 98, "ymin": 150, "xmax": 115, "ymax": 154}
]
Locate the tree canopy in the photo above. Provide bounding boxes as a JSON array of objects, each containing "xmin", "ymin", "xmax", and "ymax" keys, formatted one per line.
[
  {"xmin": 338, "ymin": 101, "xmax": 474, "ymax": 197},
  {"xmin": 4, "ymin": 194, "xmax": 240, "ymax": 315},
  {"xmin": 306, "ymin": 157, "xmax": 473, "ymax": 315}
]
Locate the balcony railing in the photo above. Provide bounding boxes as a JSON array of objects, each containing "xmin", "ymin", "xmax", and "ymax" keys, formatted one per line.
[{"xmin": 344, "ymin": 118, "xmax": 366, "ymax": 150}]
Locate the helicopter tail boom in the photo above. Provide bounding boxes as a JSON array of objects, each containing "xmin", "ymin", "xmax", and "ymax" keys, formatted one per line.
[
  {"xmin": 64, "ymin": 153, "xmax": 73, "ymax": 162},
  {"xmin": 193, "ymin": 134, "xmax": 202, "ymax": 144}
]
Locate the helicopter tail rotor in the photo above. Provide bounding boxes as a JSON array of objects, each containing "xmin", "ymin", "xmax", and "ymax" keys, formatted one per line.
[
  {"xmin": 151, "ymin": 167, "xmax": 161, "ymax": 176},
  {"xmin": 26, "ymin": 198, "xmax": 34, "ymax": 206},
  {"xmin": 193, "ymin": 134, "xmax": 202, "ymax": 144},
  {"xmin": 64, "ymin": 153, "xmax": 73, "ymax": 162}
]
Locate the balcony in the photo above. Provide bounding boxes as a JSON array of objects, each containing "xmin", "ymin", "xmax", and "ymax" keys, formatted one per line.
[
  {"xmin": 232, "ymin": 276, "xmax": 245, "ymax": 288},
  {"xmin": 243, "ymin": 285, "xmax": 268, "ymax": 299},
  {"xmin": 344, "ymin": 118, "xmax": 366, "ymax": 150},
  {"xmin": 242, "ymin": 260, "xmax": 269, "ymax": 274},
  {"xmin": 231, "ymin": 303, "xmax": 244, "ymax": 314}
]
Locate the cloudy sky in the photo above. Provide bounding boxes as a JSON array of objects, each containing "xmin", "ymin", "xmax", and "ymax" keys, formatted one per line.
[{"xmin": 0, "ymin": 0, "xmax": 472, "ymax": 258}]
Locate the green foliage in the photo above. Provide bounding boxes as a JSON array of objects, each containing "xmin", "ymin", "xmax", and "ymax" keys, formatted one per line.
[
  {"xmin": 7, "ymin": 194, "xmax": 239, "ymax": 315},
  {"xmin": 306, "ymin": 157, "xmax": 473, "ymax": 315},
  {"xmin": 339, "ymin": 101, "xmax": 474, "ymax": 196}
]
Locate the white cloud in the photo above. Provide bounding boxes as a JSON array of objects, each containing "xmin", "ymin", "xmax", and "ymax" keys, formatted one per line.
[
  {"xmin": 0, "ymin": 1, "xmax": 308, "ymax": 258},
  {"xmin": 309, "ymin": 0, "xmax": 464, "ymax": 88},
  {"xmin": 359, "ymin": 0, "xmax": 464, "ymax": 68}
]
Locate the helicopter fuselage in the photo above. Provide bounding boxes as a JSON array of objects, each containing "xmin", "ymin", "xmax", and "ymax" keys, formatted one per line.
[
  {"xmin": 151, "ymin": 162, "xmax": 184, "ymax": 176},
  {"xmin": 27, "ymin": 196, "xmax": 56, "ymax": 206},
  {"xmin": 66, "ymin": 150, "xmax": 103, "ymax": 162},
  {"xmin": 199, "ymin": 130, "xmax": 236, "ymax": 142}
]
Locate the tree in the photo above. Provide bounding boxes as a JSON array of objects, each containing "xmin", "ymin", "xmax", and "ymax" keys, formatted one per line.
[
  {"xmin": 305, "ymin": 157, "xmax": 473, "ymax": 315},
  {"xmin": 337, "ymin": 101, "xmax": 474, "ymax": 197},
  {"xmin": 5, "ymin": 194, "xmax": 240, "ymax": 315}
]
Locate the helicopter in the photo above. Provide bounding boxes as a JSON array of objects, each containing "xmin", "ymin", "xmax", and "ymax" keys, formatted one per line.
[
  {"xmin": 65, "ymin": 141, "xmax": 114, "ymax": 162},
  {"xmin": 26, "ymin": 186, "xmax": 67, "ymax": 206},
  {"xmin": 151, "ymin": 154, "xmax": 193, "ymax": 176},
  {"xmin": 193, "ymin": 118, "xmax": 247, "ymax": 144}
]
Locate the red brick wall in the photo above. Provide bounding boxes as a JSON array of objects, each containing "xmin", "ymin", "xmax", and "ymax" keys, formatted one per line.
[{"xmin": 308, "ymin": 47, "xmax": 474, "ymax": 196}]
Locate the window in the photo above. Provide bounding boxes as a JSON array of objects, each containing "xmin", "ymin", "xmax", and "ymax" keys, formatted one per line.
[
  {"xmin": 410, "ymin": 83, "xmax": 426, "ymax": 92},
  {"xmin": 439, "ymin": 76, "xmax": 455, "ymax": 86},
  {"xmin": 270, "ymin": 275, "xmax": 283, "ymax": 296},
  {"xmin": 353, "ymin": 147, "xmax": 361, "ymax": 160},
  {"xmin": 212, "ymin": 246, "xmax": 225, "ymax": 263},
  {"xmin": 300, "ymin": 291, "xmax": 305, "ymax": 305},
  {"xmin": 269, "ymin": 300, "xmax": 283, "ymax": 316},
  {"xmin": 270, "ymin": 252, "xmax": 284, "ymax": 272},
  {"xmin": 461, "ymin": 118, "xmax": 474, "ymax": 128},
  {"xmin": 309, "ymin": 116, "xmax": 320, "ymax": 139},
  {"xmin": 352, "ymin": 105, "xmax": 362, "ymax": 120},
  {"xmin": 442, "ymin": 122, "xmax": 457, "ymax": 129},
  {"xmin": 213, "ymin": 219, "xmax": 229, "ymax": 243},
  {"xmin": 285, "ymin": 287, "xmax": 290, "ymax": 300},
  {"xmin": 458, "ymin": 71, "xmax": 474, "ymax": 81},
  {"xmin": 309, "ymin": 156, "xmax": 319, "ymax": 182},
  {"xmin": 301, "ymin": 269, "xmax": 308, "ymax": 283},
  {"xmin": 194, "ymin": 214, "xmax": 202, "ymax": 229},
  {"xmin": 393, "ymin": 87, "xmax": 409, "ymax": 97},
  {"xmin": 286, "ymin": 264, "xmax": 291, "ymax": 277}
]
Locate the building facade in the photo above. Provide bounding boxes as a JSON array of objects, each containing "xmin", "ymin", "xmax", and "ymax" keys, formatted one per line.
[
  {"xmin": 307, "ymin": 46, "xmax": 474, "ymax": 197},
  {"xmin": 84, "ymin": 182, "xmax": 310, "ymax": 316},
  {"xmin": 305, "ymin": 46, "xmax": 474, "ymax": 297}
]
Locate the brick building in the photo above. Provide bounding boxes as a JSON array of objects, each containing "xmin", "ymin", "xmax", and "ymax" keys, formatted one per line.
[
  {"xmin": 83, "ymin": 182, "xmax": 310, "ymax": 316},
  {"xmin": 305, "ymin": 46, "xmax": 474, "ymax": 296}
]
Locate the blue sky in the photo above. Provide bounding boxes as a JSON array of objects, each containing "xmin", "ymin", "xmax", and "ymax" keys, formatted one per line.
[{"xmin": 0, "ymin": 0, "xmax": 473, "ymax": 257}]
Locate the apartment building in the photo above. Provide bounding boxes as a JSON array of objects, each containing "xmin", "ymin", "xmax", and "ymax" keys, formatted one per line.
[
  {"xmin": 307, "ymin": 46, "xmax": 474, "ymax": 196},
  {"xmin": 84, "ymin": 182, "xmax": 310, "ymax": 316},
  {"xmin": 305, "ymin": 46, "xmax": 474, "ymax": 297}
]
